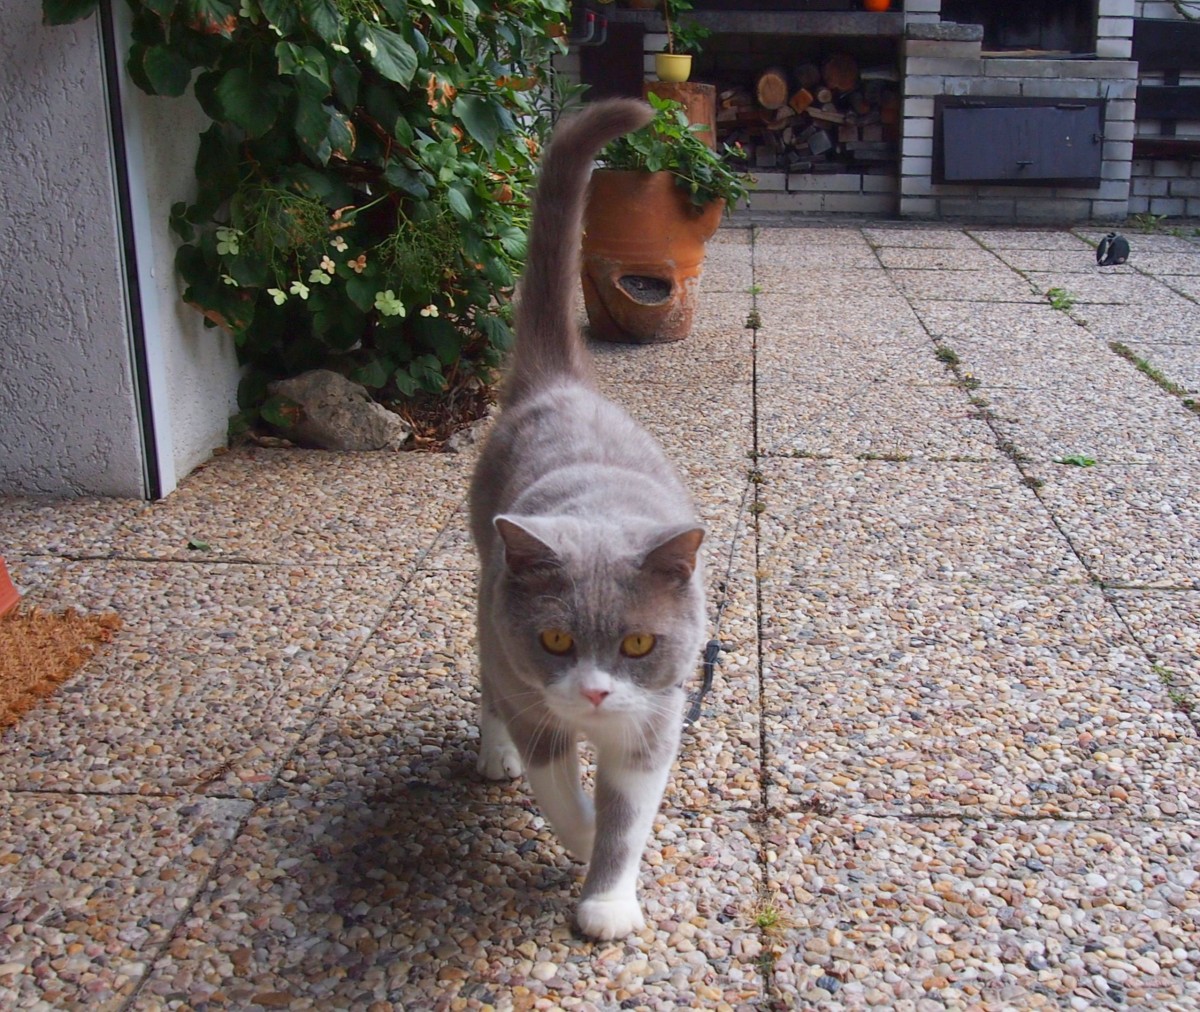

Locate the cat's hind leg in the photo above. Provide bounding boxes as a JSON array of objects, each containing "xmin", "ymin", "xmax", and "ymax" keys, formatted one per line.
[{"xmin": 475, "ymin": 614, "xmax": 523, "ymax": 780}]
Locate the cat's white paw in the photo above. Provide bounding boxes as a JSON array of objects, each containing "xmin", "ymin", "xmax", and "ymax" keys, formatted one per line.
[
  {"xmin": 576, "ymin": 896, "xmax": 645, "ymax": 940},
  {"xmin": 477, "ymin": 741, "xmax": 523, "ymax": 780}
]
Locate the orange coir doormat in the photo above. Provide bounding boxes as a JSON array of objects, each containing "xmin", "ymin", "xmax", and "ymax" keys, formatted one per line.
[{"xmin": 0, "ymin": 607, "xmax": 122, "ymax": 729}]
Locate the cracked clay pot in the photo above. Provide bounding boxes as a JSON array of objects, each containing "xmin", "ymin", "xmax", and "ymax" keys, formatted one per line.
[{"xmin": 581, "ymin": 169, "xmax": 724, "ymax": 344}]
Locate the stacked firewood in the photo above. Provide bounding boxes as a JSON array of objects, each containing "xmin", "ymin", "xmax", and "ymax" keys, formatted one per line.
[{"xmin": 716, "ymin": 54, "xmax": 900, "ymax": 171}]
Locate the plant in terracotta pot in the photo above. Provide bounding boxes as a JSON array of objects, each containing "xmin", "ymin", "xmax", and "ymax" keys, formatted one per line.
[
  {"xmin": 655, "ymin": 0, "xmax": 710, "ymax": 82},
  {"xmin": 581, "ymin": 94, "xmax": 750, "ymax": 344}
]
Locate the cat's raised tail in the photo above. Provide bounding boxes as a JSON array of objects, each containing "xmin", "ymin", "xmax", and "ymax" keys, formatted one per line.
[{"xmin": 502, "ymin": 99, "xmax": 654, "ymax": 406}]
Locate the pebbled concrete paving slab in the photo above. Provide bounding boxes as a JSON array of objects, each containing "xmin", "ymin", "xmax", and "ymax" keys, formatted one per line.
[{"xmin": 3, "ymin": 221, "xmax": 1199, "ymax": 1011}]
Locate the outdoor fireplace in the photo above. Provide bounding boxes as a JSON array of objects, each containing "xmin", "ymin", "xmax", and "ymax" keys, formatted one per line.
[
  {"xmin": 564, "ymin": 0, "xmax": 1144, "ymax": 221},
  {"xmin": 940, "ymin": 0, "xmax": 1096, "ymax": 55}
]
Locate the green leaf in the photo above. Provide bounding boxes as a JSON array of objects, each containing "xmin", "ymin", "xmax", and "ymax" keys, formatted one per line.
[
  {"xmin": 392, "ymin": 115, "xmax": 414, "ymax": 148},
  {"xmin": 383, "ymin": 162, "xmax": 428, "ymax": 199},
  {"xmin": 276, "ymin": 42, "xmax": 330, "ymax": 91},
  {"xmin": 295, "ymin": 95, "xmax": 333, "ymax": 164},
  {"xmin": 193, "ymin": 124, "xmax": 239, "ymax": 217},
  {"xmin": 142, "ymin": 0, "xmax": 178, "ymax": 21},
  {"xmin": 169, "ymin": 202, "xmax": 195, "ymax": 242},
  {"xmin": 140, "ymin": 44, "xmax": 192, "ymax": 97},
  {"xmin": 314, "ymin": 302, "xmax": 365, "ymax": 351},
  {"xmin": 42, "ymin": 0, "xmax": 97, "ymax": 24},
  {"xmin": 482, "ymin": 257, "xmax": 513, "ymax": 288},
  {"xmin": 261, "ymin": 394, "xmax": 303, "ymax": 429},
  {"xmin": 344, "ymin": 272, "xmax": 379, "ymax": 313},
  {"xmin": 477, "ymin": 312, "xmax": 513, "ymax": 351},
  {"xmin": 299, "ymin": 0, "xmax": 341, "ymax": 42},
  {"xmin": 186, "ymin": 538, "xmax": 212, "ymax": 551},
  {"xmin": 186, "ymin": 0, "xmax": 238, "ymax": 38},
  {"xmin": 215, "ymin": 68, "xmax": 277, "ymax": 136},
  {"xmin": 259, "ymin": 0, "xmax": 299, "ymax": 34},
  {"xmin": 453, "ymin": 94, "xmax": 505, "ymax": 152},
  {"xmin": 446, "ymin": 184, "xmax": 472, "ymax": 220},
  {"xmin": 1058, "ymin": 454, "xmax": 1097, "ymax": 467},
  {"xmin": 356, "ymin": 23, "xmax": 418, "ymax": 87},
  {"xmin": 392, "ymin": 367, "xmax": 419, "ymax": 398},
  {"xmin": 330, "ymin": 57, "xmax": 361, "ymax": 108},
  {"xmin": 497, "ymin": 224, "xmax": 526, "ymax": 259},
  {"xmin": 350, "ymin": 357, "xmax": 392, "ymax": 389},
  {"xmin": 413, "ymin": 316, "xmax": 462, "ymax": 365},
  {"xmin": 378, "ymin": 0, "xmax": 409, "ymax": 21},
  {"xmin": 409, "ymin": 354, "xmax": 447, "ymax": 393},
  {"xmin": 326, "ymin": 108, "xmax": 355, "ymax": 159}
]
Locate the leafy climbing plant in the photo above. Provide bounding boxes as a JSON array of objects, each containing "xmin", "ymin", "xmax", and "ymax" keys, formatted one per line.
[{"xmin": 43, "ymin": 0, "xmax": 571, "ymax": 432}]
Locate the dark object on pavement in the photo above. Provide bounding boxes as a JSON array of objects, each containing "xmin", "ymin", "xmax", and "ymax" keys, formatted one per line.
[{"xmin": 1096, "ymin": 232, "xmax": 1130, "ymax": 266}]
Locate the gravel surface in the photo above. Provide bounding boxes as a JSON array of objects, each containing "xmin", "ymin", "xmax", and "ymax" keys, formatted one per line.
[{"xmin": 2, "ymin": 223, "xmax": 1198, "ymax": 1010}]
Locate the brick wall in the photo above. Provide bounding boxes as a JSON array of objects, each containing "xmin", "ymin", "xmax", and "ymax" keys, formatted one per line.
[
  {"xmin": 1130, "ymin": 1, "xmax": 1200, "ymax": 216},
  {"xmin": 555, "ymin": 0, "xmax": 1200, "ymax": 222},
  {"xmin": 898, "ymin": 0, "xmax": 1138, "ymax": 222}
]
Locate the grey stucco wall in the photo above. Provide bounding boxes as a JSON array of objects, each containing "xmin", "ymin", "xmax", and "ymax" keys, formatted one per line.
[
  {"xmin": 0, "ymin": 1, "xmax": 145, "ymax": 497},
  {"xmin": 121, "ymin": 83, "xmax": 241, "ymax": 485}
]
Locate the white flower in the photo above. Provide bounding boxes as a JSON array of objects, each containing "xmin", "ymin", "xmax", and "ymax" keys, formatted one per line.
[
  {"xmin": 308, "ymin": 268, "xmax": 332, "ymax": 286},
  {"xmin": 419, "ymin": 304, "xmax": 440, "ymax": 318},
  {"xmin": 289, "ymin": 280, "xmax": 310, "ymax": 300},
  {"xmin": 221, "ymin": 274, "xmax": 239, "ymax": 287},
  {"xmin": 215, "ymin": 227, "xmax": 241, "ymax": 256},
  {"xmin": 374, "ymin": 290, "xmax": 405, "ymax": 317},
  {"xmin": 332, "ymin": 42, "xmax": 350, "ymax": 54},
  {"xmin": 268, "ymin": 288, "xmax": 287, "ymax": 305},
  {"xmin": 362, "ymin": 37, "xmax": 378, "ymax": 57},
  {"xmin": 331, "ymin": 236, "xmax": 348, "ymax": 252},
  {"xmin": 320, "ymin": 255, "xmax": 336, "ymax": 273}
]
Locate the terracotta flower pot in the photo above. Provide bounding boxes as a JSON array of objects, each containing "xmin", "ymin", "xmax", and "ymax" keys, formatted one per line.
[
  {"xmin": 581, "ymin": 169, "xmax": 724, "ymax": 344},
  {"xmin": 655, "ymin": 53, "xmax": 692, "ymax": 83},
  {"xmin": 0, "ymin": 558, "xmax": 19, "ymax": 617},
  {"xmin": 863, "ymin": 0, "xmax": 890, "ymax": 10}
]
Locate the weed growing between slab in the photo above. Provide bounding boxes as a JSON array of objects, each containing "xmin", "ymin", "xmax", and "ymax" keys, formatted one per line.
[
  {"xmin": 1109, "ymin": 341, "xmax": 1200, "ymax": 415},
  {"xmin": 1046, "ymin": 287, "xmax": 1076, "ymax": 312},
  {"xmin": 1154, "ymin": 664, "xmax": 1197, "ymax": 719}
]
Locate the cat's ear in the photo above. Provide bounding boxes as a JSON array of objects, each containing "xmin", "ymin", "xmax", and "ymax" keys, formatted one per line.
[
  {"xmin": 494, "ymin": 515, "xmax": 560, "ymax": 574},
  {"xmin": 641, "ymin": 525, "xmax": 705, "ymax": 584}
]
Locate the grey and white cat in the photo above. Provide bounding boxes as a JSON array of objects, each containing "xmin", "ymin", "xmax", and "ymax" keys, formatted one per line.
[{"xmin": 468, "ymin": 99, "xmax": 707, "ymax": 940}]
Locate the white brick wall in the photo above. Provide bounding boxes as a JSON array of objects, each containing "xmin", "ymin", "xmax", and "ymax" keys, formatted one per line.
[
  {"xmin": 1128, "ymin": 2, "xmax": 1200, "ymax": 216},
  {"xmin": 898, "ymin": 38, "xmax": 1137, "ymax": 221}
]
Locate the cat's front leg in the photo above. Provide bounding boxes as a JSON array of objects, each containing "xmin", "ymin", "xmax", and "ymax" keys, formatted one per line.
[
  {"xmin": 575, "ymin": 750, "xmax": 674, "ymax": 940},
  {"xmin": 525, "ymin": 747, "xmax": 595, "ymax": 861},
  {"xmin": 477, "ymin": 704, "xmax": 523, "ymax": 780}
]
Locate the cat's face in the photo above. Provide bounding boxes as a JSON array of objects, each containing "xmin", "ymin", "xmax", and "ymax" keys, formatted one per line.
[{"xmin": 492, "ymin": 515, "xmax": 705, "ymax": 727}]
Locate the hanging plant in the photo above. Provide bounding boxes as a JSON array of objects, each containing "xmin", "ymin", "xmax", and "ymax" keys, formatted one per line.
[{"xmin": 42, "ymin": 0, "xmax": 572, "ymax": 437}]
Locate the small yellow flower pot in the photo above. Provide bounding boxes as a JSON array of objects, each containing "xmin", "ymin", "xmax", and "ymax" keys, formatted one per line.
[{"xmin": 655, "ymin": 53, "xmax": 692, "ymax": 83}]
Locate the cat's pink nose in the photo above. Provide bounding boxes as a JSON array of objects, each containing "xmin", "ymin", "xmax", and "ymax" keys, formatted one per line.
[{"xmin": 582, "ymin": 688, "xmax": 610, "ymax": 708}]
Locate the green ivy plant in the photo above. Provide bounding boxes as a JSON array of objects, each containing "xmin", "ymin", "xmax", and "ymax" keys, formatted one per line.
[
  {"xmin": 42, "ymin": 0, "xmax": 570, "ymax": 435},
  {"xmin": 598, "ymin": 92, "xmax": 751, "ymax": 209}
]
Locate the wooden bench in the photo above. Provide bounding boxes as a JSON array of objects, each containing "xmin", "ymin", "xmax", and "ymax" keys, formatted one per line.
[{"xmin": 1132, "ymin": 17, "xmax": 1200, "ymax": 158}]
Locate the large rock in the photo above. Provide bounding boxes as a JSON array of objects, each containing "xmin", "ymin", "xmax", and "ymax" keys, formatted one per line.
[{"xmin": 268, "ymin": 370, "xmax": 411, "ymax": 451}]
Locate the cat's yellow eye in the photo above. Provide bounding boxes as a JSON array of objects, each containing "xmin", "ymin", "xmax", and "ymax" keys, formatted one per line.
[
  {"xmin": 620, "ymin": 633, "xmax": 656, "ymax": 658},
  {"xmin": 539, "ymin": 629, "xmax": 575, "ymax": 655}
]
